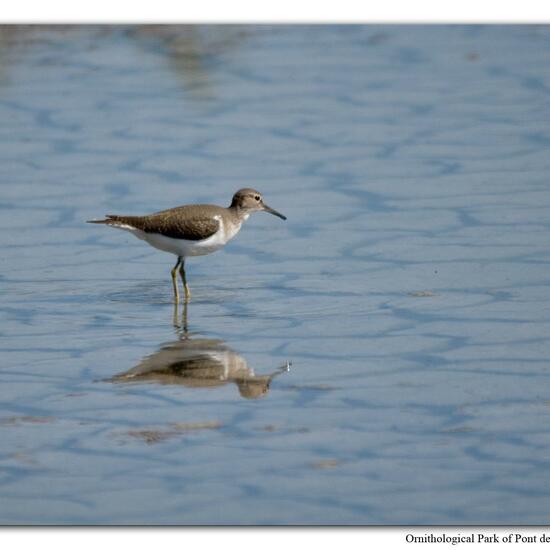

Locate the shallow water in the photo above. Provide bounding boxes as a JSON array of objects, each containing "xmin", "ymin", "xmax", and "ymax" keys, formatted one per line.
[{"xmin": 2, "ymin": 24, "xmax": 550, "ymax": 524}]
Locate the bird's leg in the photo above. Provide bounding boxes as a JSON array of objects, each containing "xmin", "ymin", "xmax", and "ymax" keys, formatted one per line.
[
  {"xmin": 171, "ymin": 257, "xmax": 182, "ymax": 303},
  {"xmin": 179, "ymin": 259, "xmax": 191, "ymax": 302}
]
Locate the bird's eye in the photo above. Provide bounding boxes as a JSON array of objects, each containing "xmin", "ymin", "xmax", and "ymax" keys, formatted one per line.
[{"xmin": 255, "ymin": 195, "xmax": 260, "ymax": 201}]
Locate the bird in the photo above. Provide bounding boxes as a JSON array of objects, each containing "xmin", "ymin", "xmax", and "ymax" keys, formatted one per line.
[{"xmin": 87, "ymin": 188, "xmax": 286, "ymax": 302}]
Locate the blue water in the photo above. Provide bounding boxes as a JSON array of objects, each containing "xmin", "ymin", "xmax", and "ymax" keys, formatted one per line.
[{"xmin": 1, "ymin": 24, "xmax": 550, "ymax": 524}]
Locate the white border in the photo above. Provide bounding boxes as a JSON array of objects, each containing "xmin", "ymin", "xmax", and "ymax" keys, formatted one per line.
[
  {"xmin": 1, "ymin": 0, "xmax": 550, "ymax": 23},
  {"xmin": 6, "ymin": 527, "xmax": 550, "ymax": 550}
]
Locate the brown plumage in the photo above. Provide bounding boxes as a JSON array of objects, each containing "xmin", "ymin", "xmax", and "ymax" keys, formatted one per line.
[{"xmin": 87, "ymin": 204, "xmax": 233, "ymax": 241}]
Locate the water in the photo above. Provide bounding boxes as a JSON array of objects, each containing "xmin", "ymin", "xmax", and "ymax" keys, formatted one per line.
[{"xmin": 1, "ymin": 24, "xmax": 550, "ymax": 525}]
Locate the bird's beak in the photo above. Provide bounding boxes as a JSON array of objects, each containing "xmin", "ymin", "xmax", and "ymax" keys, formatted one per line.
[{"xmin": 262, "ymin": 203, "xmax": 287, "ymax": 220}]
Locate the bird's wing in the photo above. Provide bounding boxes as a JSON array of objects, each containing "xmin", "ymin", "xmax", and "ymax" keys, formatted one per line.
[
  {"xmin": 101, "ymin": 206, "xmax": 221, "ymax": 241},
  {"xmin": 147, "ymin": 214, "xmax": 220, "ymax": 241}
]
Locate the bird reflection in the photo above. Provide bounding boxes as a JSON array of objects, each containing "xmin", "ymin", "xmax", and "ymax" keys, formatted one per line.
[{"xmin": 110, "ymin": 303, "xmax": 290, "ymax": 399}]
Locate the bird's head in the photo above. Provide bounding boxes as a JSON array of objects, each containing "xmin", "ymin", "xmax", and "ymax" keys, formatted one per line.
[{"xmin": 230, "ymin": 188, "xmax": 286, "ymax": 220}]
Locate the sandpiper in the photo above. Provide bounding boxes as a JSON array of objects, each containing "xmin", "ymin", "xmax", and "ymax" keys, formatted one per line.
[{"xmin": 87, "ymin": 188, "xmax": 286, "ymax": 302}]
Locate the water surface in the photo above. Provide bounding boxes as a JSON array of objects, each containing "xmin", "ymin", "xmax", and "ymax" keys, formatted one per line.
[{"xmin": 2, "ymin": 25, "xmax": 550, "ymax": 524}]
